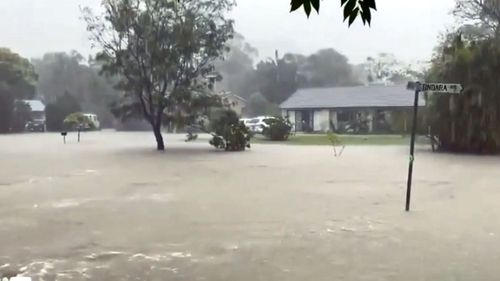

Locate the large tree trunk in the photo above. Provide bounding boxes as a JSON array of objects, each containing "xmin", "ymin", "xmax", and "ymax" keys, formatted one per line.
[{"xmin": 152, "ymin": 124, "xmax": 165, "ymax": 151}]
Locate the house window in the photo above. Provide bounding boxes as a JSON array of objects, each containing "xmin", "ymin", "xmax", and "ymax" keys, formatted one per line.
[{"xmin": 337, "ymin": 111, "xmax": 350, "ymax": 122}]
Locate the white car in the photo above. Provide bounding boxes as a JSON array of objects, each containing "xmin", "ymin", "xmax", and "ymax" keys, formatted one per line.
[
  {"xmin": 246, "ymin": 116, "xmax": 275, "ymax": 134},
  {"xmin": 239, "ymin": 118, "xmax": 252, "ymax": 126},
  {"xmin": 83, "ymin": 113, "xmax": 101, "ymax": 130}
]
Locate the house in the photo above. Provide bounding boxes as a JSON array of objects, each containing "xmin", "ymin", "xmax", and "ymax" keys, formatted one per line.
[
  {"xmin": 22, "ymin": 99, "xmax": 46, "ymax": 131},
  {"xmin": 23, "ymin": 99, "xmax": 46, "ymax": 122},
  {"xmin": 206, "ymin": 74, "xmax": 248, "ymax": 117},
  {"xmin": 220, "ymin": 91, "xmax": 247, "ymax": 116},
  {"xmin": 280, "ymin": 85, "xmax": 426, "ymax": 133}
]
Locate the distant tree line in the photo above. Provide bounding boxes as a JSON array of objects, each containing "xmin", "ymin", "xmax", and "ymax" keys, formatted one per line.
[
  {"xmin": 0, "ymin": 48, "xmax": 37, "ymax": 133},
  {"xmin": 215, "ymin": 33, "xmax": 418, "ymax": 117}
]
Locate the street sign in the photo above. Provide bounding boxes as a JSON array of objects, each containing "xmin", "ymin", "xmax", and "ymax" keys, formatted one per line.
[
  {"xmin": 421, "ymin": 83, "xmax": 463, "ymax": 94},
  {"xmin": 404, "ymin": 81, "xmax": 465, "ymax": 212}
]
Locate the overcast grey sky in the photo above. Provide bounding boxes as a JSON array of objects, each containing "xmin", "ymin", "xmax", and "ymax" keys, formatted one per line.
[{"xmin": 0, "ymin": 0, "xmax": 456, "ymax": 64}]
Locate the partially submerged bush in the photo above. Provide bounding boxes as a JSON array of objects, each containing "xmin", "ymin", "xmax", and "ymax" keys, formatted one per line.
[
  {"xmin": 63, "ymin": 112, "xmax": 95, "ymax": 131},
  {"xmin": 208, "ymin": 109, "xmax": 251, "ymax": 151},
  {"xmin": 262, "ymin": 117, "xmax": 292, "ymax": 141}
]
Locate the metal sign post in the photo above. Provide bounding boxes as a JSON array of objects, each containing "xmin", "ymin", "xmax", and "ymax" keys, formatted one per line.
[{"xmin": 405, "ymin": 82, "xmax": 463, "ymax": 212}]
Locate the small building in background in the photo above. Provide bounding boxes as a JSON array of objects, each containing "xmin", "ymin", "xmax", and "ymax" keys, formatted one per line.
[
  {"xmin": 219, "ymin": 91, "xmax": 247, "ymax": 117},
  {"xmin": 280, "ymin": 85, "xmax": 426, "ymax": 134},
  {"xmin": 23, "ymin": 99, "xmax": 46, "ymax": 131}
]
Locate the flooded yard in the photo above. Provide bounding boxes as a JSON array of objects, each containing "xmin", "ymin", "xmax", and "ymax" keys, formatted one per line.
[{"xmin": 1, "ymin": 131, "xmax": 500, "ymax": 280}]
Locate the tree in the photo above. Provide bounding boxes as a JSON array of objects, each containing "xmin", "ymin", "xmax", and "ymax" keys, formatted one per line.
[
  {"xmin": 363, "ymin": 53, "xmax": 422, "ymax": 84},
  {"xmin": 290, "ymin": 0, "xmax": 377, "ymax": 26},
  {"xmin": 426, "ymin": 32, "xmax": 500, "ymax": 153},
  {"xmin": 454, "ymin": 0, "xmax": 500, "ymax": 35},
  {"xmin": 45, "ymin": 91, "xmax": 82, "ymax": 131},
  {"xmin": 33, "ymin": 52, "xmax": 121, "ymax": 128},
  {"xmin": 298, "ymin": 48, "xmax": 359, "ymax": 87},
  {"xmin": 0, "ymin": 48, "xmax": 37, "ymax": 133},
  {"xmin": 214, "ymin": 33, "xmax": 259, "ymax": 99},
  {"xmin": 255, "ymin": 51, "xmax": 299, "ymax": 104},
  {"xmin": 83, "ymin": 0, "xmax": 234, "ymax": 150}
]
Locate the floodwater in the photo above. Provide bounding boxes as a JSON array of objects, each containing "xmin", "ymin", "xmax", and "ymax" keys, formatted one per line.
[{"xmin": 1, "ymin": 131, "xmax": 500, "ymax": 280}]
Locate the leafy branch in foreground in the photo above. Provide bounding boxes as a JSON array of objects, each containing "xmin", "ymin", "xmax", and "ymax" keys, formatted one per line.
[{"xmin": 290, "ymin": 0, "xmax": 377, "ymax": 26}]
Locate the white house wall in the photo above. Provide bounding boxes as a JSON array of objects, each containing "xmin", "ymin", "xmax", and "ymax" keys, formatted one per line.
[
  {"xmin": 313, "ymin": 110, "xmax": 330, "ymax": 132},
  {"xmin": 282, "ymin": 110, "xmax": 296, "ymax": 131},
  {"xmin": 329, "ymin": 110, "xmax": 338, "ymax": 130}
]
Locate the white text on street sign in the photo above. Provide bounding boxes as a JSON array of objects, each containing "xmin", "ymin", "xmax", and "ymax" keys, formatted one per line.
[{"xmin": 421, "ymin": 83, "xmax": 463, "ymax": 94}]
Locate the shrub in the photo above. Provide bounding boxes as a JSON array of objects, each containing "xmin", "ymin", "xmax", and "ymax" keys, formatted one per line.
[
  {"xmin": 262, "ymin": 117, "xmax": 292, "ymax": 141},
  {"xmin": 208, "ymin": 109, "xmax": 251, "ymax": 151},
  {"xmin": 63, "ymin": 112, "xmax": 95, "ymax": 131}
]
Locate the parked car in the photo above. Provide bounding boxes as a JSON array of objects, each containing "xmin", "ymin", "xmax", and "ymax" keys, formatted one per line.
[
  {"xmin": 247, "ymin": 116, "xmax": 276, "ymax": 134},
  {"xmin": 83, "ymin": 113, "xmax": 101, "ymax": 130},
  {"xmin": 239, "ymin": 118, "xmax": 252, "ymax": 126},
  {"xmin": 25, "ymin": 120, "xmax": 45, "ymax": 132}
]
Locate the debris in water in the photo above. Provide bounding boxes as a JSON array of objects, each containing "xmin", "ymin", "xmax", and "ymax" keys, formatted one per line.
[
  {"xmin": 85, "ymin": 251, "xmax": 124, "ymax": 261},
  {"xmin": 340, "ymin": 227, "xmax": 356, "ymax": 232},
  {"xmin": 170, "ymin": 252, "xmax": 192, "ymax": 258},
  {"xmin": 0, "ymin": 264, "xmax": 10, "ymax": 269}
]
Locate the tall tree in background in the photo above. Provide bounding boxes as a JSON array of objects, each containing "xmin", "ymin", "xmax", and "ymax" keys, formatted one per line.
[
  {"xmin": 45, "ymin": 91, "xmax": 82, "ymax": 131},
  {"xmin": 454, "ymin": 0, "xmax": 500, "ymax": 35},
  {"xmin": 0, "ymin": 48, "xmax": 37, "ymax": 133},
  {"xmin": 364, "ymin": 53, "xmax": 423, "ymax": 84},
  {"xmin": 83, "ymin": 0, "xmax": 234, "ymax": 150},
  {"xmin": 214, "ymin": 33, "xmax": 258, "ymax": 99},
  {"xmin": 298, "ymin": 48, "xmax": 359, "ymax": 87},
  {"xmin": 255, "ymin": 51, "xmax": 299, "ymax": 104},
  {"xmin": 33, "ymin": 52, "xmax": 121, "ymax": 127}
]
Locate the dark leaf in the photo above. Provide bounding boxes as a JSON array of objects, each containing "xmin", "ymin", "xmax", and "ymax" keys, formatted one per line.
[
  {"xmin": 364, "ymin": 0, "xmax": 376, "ymax": 9},
  {"xmin": 290, "ymin": 0, "xmax": 303, "ymax": 12},
  {"xmin": 311, "ymin": 0, "xmax": 320, "ymax": 13},
  {"xmin": 348, "ymin": 7, "xmax": 359, "ymax": 26},
  {"xmin": 303, "ymin": 0, "xmax": 312, "ymax": 17},
  {"xmin": 343, "ymin": 0, "xmax": 357, "ymax": 21}
]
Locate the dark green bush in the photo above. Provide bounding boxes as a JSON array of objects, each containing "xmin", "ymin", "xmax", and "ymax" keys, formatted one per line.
[
  {"xmin": 262, "ymin": 117, "xmax": 292, "ymax": 141},
  {"xmin": 208, "ymin": 109, "xmax": 251, "ymax": 151}
]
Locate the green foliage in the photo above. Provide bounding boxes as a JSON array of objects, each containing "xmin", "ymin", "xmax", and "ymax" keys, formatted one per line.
[
  {"xmin": 214, "ymin": 33, "xmax": 259, "ymax": 99},
  {"xmin": 255, "ymin": 54, "xmax": 299, "ymax": 104},
  {"xmin": 427, "ymin": 33, "xmax": 500, "ymax": 153},
  {"xmin": 83, "ymin": 0, "xmax": 234, "ymax": 150},
  {"xmin": 298, "ymin": 49, "xmax": 360, "ymax": 87},
  {"xmin": 45, "ymin": 92, "xmax": 82, "ymax": 131},
  {"xmin": 262, "ymin": 117, "xmax": 292, "ymax": 141},
  {"xmin": 32, "ymin": 52, "xmax": 120, "ymax": 128},
  {"xmin": 0, "ymin": 48, "xmax": 37, "ymax": 133},
  {"xmin": 10, "ymin": 101, "xmax": 32, "ymax": 132},
  {"xmin": 290, "ymin": 0, "xmax": 377, "ymax": 26},
  {"xmin": 63, "ymin": 112, "xmax": 95, "ymax": 131},
  {"xmin": 208, "ymin": 109, "xmax": 251, "ymax": 151}
]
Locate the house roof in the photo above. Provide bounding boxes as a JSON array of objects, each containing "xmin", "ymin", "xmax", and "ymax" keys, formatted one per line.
[
  {"xmin": 220, "ymin": 92, "xmax": 247, "ymax": 103},
  {"xmin": 280, "ymin": 85, "xmax": 426, "ymax": 110},
  {"xmin": 23, "ymin": 100, "xmax": 46, "ymax": 112}
]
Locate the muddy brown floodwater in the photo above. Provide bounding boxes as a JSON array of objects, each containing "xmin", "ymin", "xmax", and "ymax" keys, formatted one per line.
[{"xmin": 1, "ymin": 131, "xmax": 500, "ymax": 280}]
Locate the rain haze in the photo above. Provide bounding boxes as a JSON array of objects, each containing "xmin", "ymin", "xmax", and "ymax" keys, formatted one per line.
[
  {"xmin": 0, "ymin": 0, "xmax": 456, "ymax": 62},
  {"xmin": 1, "ymin": 0, "xmax": 500, "ymax": 281}
]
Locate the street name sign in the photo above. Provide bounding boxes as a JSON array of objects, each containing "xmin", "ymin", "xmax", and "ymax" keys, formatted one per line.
[{"xmin": 421, "ymin": 83, "xmax": 463, "ymax": 94}]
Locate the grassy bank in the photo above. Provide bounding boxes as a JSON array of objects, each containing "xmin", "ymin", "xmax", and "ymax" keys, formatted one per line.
[{"xmin": 253, "ymin": 134, "xmax": 412, "ymax": 146}]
